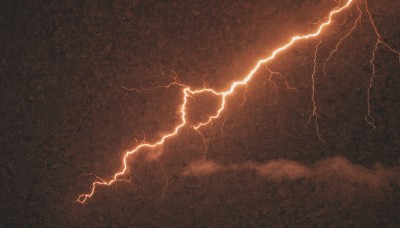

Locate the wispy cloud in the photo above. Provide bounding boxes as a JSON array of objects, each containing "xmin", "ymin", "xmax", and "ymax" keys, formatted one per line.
[{"xmin": 183, "ymin": 157, "xmax": 400, "ymax": 189}]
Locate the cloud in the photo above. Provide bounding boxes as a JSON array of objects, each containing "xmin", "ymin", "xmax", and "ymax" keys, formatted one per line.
[
  {"xmin": 182, "ymin": 157, "xmax": 400, "ymax": 189},
  {"xmin": 254, "ymin": 160, "xmax": 311, "ymax": 181},
  {"xmin": 182, "ymin": 160, "xmax": 222, "ymax": 176},
  {"xmin": 313, "ymin": 157, "xmax": 400, "ymax": 189}
]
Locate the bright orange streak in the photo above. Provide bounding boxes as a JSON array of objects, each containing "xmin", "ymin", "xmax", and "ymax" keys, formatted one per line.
[
  {"xmin": 77, "ymin": 88, "xmax": 190, "ymax": 203},
  {"xmin": 77, "ymin": 0, "xmax": 354, "ymax": 204},
  {"xmin": 194, "ymin": 0, "xmax": 355, "ymax": 130}
]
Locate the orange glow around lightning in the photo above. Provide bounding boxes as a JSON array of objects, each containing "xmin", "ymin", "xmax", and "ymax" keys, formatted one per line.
[{"xmin": 76, "ymin": 0, "xmax": 398, "ymax": 203}]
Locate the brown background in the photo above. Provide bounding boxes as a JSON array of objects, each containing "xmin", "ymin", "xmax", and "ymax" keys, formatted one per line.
[{"xmin": 1, "ymin": 0, "xmax": 399, "ymax": 226}]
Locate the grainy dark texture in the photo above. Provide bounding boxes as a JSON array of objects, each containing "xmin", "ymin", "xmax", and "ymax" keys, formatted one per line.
[{"xmin": 1, "ymin": 0, "xmax": 400, "ymax": 226}]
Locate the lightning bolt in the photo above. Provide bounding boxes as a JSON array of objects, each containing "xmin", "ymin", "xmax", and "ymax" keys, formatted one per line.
[{"xmin": 77, "ymin": 0, "xmax": 398, "ymax": 203}]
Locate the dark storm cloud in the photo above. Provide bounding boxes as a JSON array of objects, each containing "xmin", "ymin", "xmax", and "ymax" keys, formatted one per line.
[{"xmin": 183, "ymin": 157, "xmax": 400, "ymax": 189}]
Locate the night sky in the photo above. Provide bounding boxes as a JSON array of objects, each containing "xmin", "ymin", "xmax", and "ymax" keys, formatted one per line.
[{"xmin": 2, "ymin": 0, "xmax": 400, "ymax": 226}]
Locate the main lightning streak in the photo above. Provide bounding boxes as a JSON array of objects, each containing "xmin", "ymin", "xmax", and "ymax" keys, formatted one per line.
[{"xmin": 77, "ymin": 0, "xmax": 395, "ymax": 203}]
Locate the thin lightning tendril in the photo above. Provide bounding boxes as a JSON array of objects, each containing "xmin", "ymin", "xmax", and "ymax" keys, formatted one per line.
[
  {"xmin": 77, "ymin": 0, "xmax": 398, "ymax": 203},
  {"xmin": 364, "ymin": 0, "xmax": 400, "ymax": 130},
  {"xmin": 323, "ymin": 5, "xmax": 363, "ymax": 76},
  {"xmin": 309, "ymin": 37, "xmax": 325, "ymax": 143},
  {"xmin": 160, "ymin": 160, "xmax": 169, "ymax": 200},
  {"xmin": 265, "ymin": 65, "xmax": 296, "ymax": 91}
]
